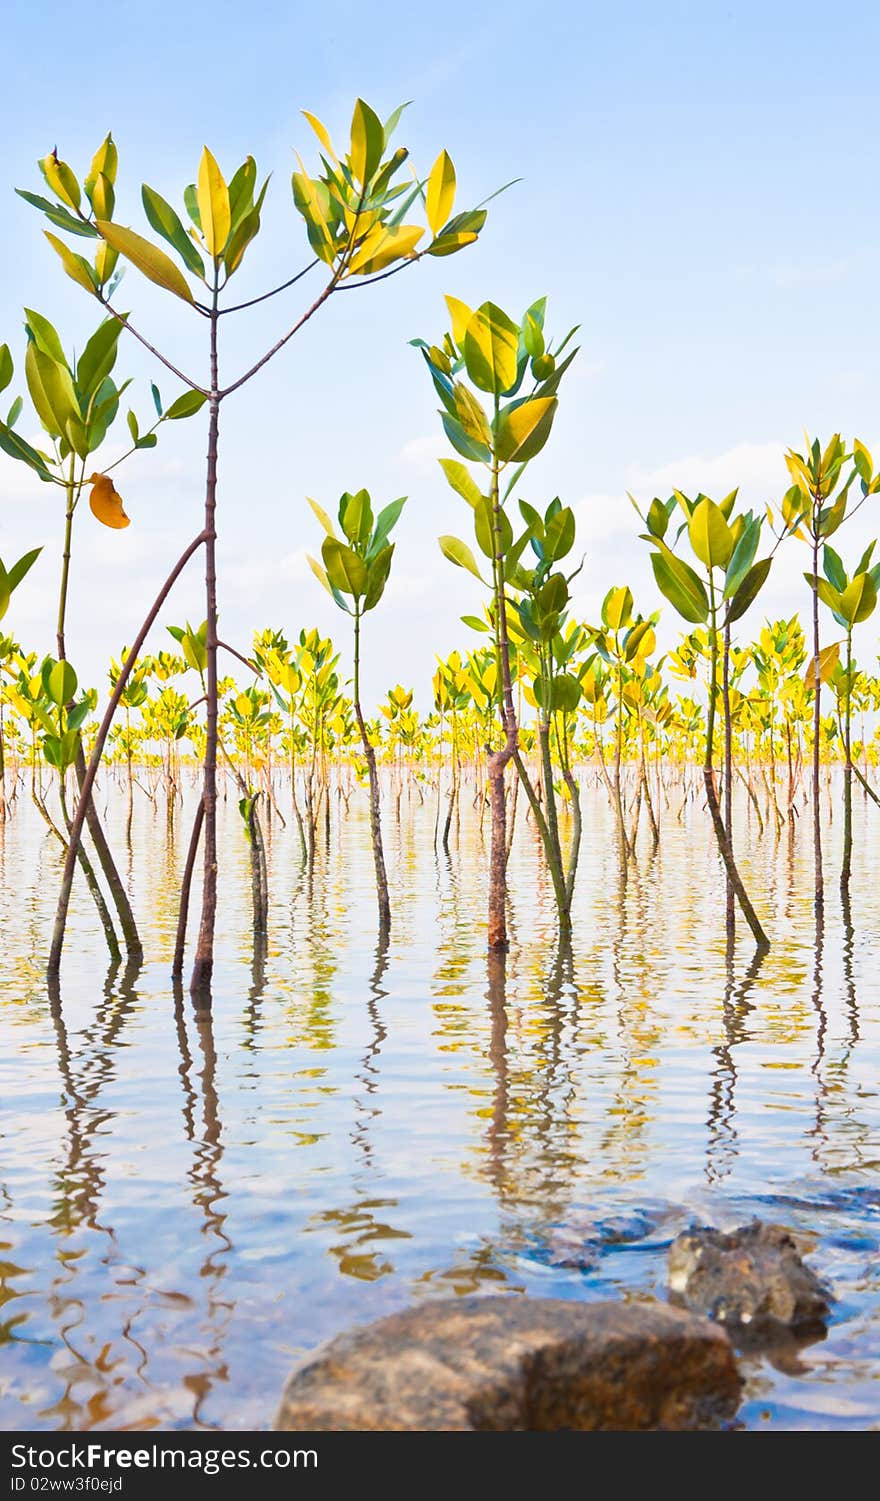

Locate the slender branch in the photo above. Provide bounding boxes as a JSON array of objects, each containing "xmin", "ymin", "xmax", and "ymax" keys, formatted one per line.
[
  {"xmin": 219, "ymin": 276, "xmax": 340, "ymax": 397},
  {"xmin": 219, "ymin": 639, "xmax": 258, "ymax": 673},
  {"xmin": 853, "ymin": 762, "xmax": 880, "ymax": 808},
  {"xmin": 47, "ymin": 528, "xmax": 208, "ymax": 976},
  {"xmin": 217, "ymin": 261, "xmax": 318, "ymax": 316},
  {"xmin": 336, "ymin": 258, "xmax": 420, "ymax": 292},
  {"xmin": 97, "ymin": 295, "xmax": 209, "ymax": 396}
]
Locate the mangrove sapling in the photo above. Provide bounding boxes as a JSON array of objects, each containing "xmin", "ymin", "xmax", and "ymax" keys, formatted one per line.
[
  {"xmin": 308, "ymin": 490, "xmax": 405, "ymax": 933},
  {"xmin": 805, "ymin": 540, "xmax": 880, "ymax": 891},
  {"xmin": 108, "ymin": 648, "xmax": 150, "ymax": 841},
  {"xmin": 418, "ymin": 295, "xmax": 578, "ymax": 948},
  {"xmin": 586, "ymin": 586, "xmax": 659, "ymax": 862},
  {"xmin": 507, "ymin": 499, "xmax": 587, "ymax": 903},
  {"xmin": 640, "ymin": 489, "xmax": 774, "ymax": 949},
  {"xmin": 777, "ymin": 436, "xmax": 879, "ymax": 909},
  {"xmin": 23, "ymin": 107, "xmax": 494, "ymax": 996},
  {"xmin": 0, "ymin": 299, "xmax": 204, "ymax": 963},
  {"xmin": 253, "ymin": 633, "xmax": 308, "ymax": 861}
]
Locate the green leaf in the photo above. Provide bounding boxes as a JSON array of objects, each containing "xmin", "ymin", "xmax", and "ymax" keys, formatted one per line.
[
  {"xmin": 550, "ymin": 672, "xmax": 581, "ymax": 713},
  {"xmin": 439, "ymin": 457, "xmax": 482, "ymax": 508},
  {"xmin": 223, "ymin": 178, "xmax": 267, "ymax": 277},
  {"xmin": 474, "ymin": 496, "xmax": 512, "ymax": 559},
  {"xmin": 364, "ymin": 542, "xmax": 395, "ymax": 610},
  {"xmin": 0, "ymin": 345, "xmax": 12, "ymax": 395},
  {"xmin": 350, "ymin": 99, "xmax": 385, "ymax": 186},
  {"xmin": 6, "ymin": 547, "xmax": 42, "ymax": 593},
  {"xmin": 463, "ymin": 302, "xmax": 520, "ymax": 395},
  {"xmin": 228, "ymin": 157, "xmax": 257, "ymax": 229},
  {"xmin": 646, "ymin": 496, "xmax": 670, "ymax": 539},
  {"xmin": 811, "ymin": 575, "xmax": 843, "ymax": 615},
  {"xmin": 424, "ymin": 230, "xmax": 479, "ymax": 258},
  {"xmin": 66, "ymin": 698, "xmax": 92, "ymax": 732},
  {"xmin": 822, "ymin": 544, "xmax": 847, "ymax": 592},
  {"xmin": 440, "ymin": 411, "xmax": 491, "ymax": 465},
  {"xmin": 322, "ymin": 537, "xmax": 367, "ymax": 597},
  {"xmin": 339, "ymin": 488, "xmax": 373, "ymax": 548},
  {"xmin": 688, "ymin": 496, "xmax": 734, "ymax": 570},
  {"xmin": 164, "ymin": 390, "xmax": 208, "ymax": 420},
  {"xmin": 438, "ymin": 535, "xmax": 485, "ymax": 581},
  {"xmin": 723, "ymin": 515, "xmax": 761, "ymax": 597},
  {"xmin": 544, "ymin": 506, "xmax": 575, "ymax": 560},
  {"xmin": 76, "ymin": 317, "xmax": 124, "ymax": 402},
  {"xmin": 25, "ymin": 343, "xmax": 78, "ymax": 440},
  {"xmin": 494, "ymin": 396, "xmax": 557, "ymax": 463},
  {"xmin": 0, "ymin": 421, "xmax": 54, "ymax": 480},
  {"xmin": 16, "ymin": 189, "xmax": 99, "ymax": 237},
  {"xmin": 522, "ymin": 312, "xmax": 544, "ymax": 359},
  {"xmin": 838, "ymin": 573, "xmax": 877, "ymax": 626},
  {"xmin": 183, "ymin": 183, "xmax": 202, "ymax": 231},
  {"xmin": 96, "ymin": 221, "xmax": 195, "ymax": 303},
  {"xmin": 291, "ymin": 167, "xmax": 336, "ymax": 264},
  {"xmin": 650, "ymin": 551, "xmax": 709, "ymax": 624},
  {"xmin": 371, "ymin": 497, "xmax": 406, "ymax": 554},
  {"xmin": 24, "ymin": 309, "xmax": 67, "ymax": 367},
  {"xmin": 47, "ymin": 659, "xmax": 78, "ymax": 707},
  {"xmin": 818, "ymin": 488, "xmax": 848, "ymax": 538},
  {"xmin": 142, "ymin": 185, "xmax": 207, "ymax": 279},
  {"xmin": 726, "ymin": 556, "xmax": 772, "ymax": 623}
]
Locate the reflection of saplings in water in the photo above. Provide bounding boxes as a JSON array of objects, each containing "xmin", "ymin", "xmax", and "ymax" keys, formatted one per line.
[{"xmin": 305, "ymin": 1199, "xmax": 411, "ymax": 1282}]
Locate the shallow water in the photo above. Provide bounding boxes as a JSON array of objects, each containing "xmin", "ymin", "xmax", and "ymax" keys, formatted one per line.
[{"xmin": 1, "ymin": 775, "xmax": 879, "ymax": 1431}]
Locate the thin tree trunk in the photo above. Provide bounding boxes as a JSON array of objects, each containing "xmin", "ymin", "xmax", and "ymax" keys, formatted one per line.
[{"xmin": 190, "ymin": 286, "xmax": 221, "ymax": 1002}]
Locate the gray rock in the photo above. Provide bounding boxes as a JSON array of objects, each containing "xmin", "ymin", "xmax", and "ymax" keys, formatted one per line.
[
  {"xmin": 668, "ymin": 1221, "xmax": 831, "ymax": 1338},
  {"xmin": 275, "ymin": 1295, "xmax": 742, "ymax": 1431}
]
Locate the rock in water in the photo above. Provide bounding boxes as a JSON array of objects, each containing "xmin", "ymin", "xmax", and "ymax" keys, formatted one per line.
[
  {"xmin": 275, "ymin": 1296, "xmax": 741, "ymax": 1431},
  {"xmin": 668, "ymin": 1221, "xmax": 831, "ymax": 1338}
]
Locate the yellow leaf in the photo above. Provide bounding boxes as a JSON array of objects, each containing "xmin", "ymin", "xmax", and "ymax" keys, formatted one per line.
[
  {"xmin": 89, "ymin": 473, "xmax": 130, "ymax": 529},
  {"xmin": 445, "ymin": 295, "xmax": 474, "ymax": 350},
  {"xmin": 803, "ymin": 641, "xmax": 840, "ymax": 688},
  {"xmin": 426, "ymin": 150, "xmax": 456, "ymax": 236},
  {"xmin": 197, "ymin": 147, "xmax": 231, "ymax": 259},
  {"xmin": 347, "ymin": 223, "xmax": 423, "ymax": 275},
  {"xmin": 44, "ymin": 232, "xmax": 98, "ymax": 297},
  {"xmin": 96, "ymin": 221, "xmax": 194, "ymax": 303},
  {"xmin": 302, "ymin": 110, "xmax": 337, "ymax": 161}
]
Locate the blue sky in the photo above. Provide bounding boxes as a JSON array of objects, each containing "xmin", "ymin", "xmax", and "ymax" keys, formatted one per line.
[{"xmin": 2, "ymin": 0, "xmax": 880, "ymax": 704}]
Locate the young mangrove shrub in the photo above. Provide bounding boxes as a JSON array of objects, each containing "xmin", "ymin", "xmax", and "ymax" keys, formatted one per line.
[
  {"xmin": 0, "ymin": 310, "xmax": 201, "ymax": 962},
  {"xmin": 417, "ymin": 295, "xmax": 578, "ymax": 948},
  {"xmin": 308, "ymin": 488, "xmax": 406, "ymax": 935},
  {"xmin": 778, "ymin": 435, "xmax": 879, "ymax": 909},
  {"xmin": 639, "ymin": 488, "xmax": 773, "ymax": 948},
  {"xmin": 586, "ymin": 586, "xmax": 659, "ymax": 862},
  {"xmin": 20, "ymin": 104, "xmax": 494, "ymax": 995},
  {"xmin": 806, "ymin": 539, "xmax": 879, "ymax": 890}
]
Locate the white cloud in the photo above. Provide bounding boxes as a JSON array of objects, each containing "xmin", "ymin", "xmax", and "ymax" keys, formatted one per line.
[{"xmin": 628, "ymin": 440, "xmax": 786, "ymax": 507}]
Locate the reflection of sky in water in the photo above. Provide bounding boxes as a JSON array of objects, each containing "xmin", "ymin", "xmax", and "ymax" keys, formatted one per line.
[{"xmin": 0, "ymin": 777, "xmax": 878, "ymax": 1431}]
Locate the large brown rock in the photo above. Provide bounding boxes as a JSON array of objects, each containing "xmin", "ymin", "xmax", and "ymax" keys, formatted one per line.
[
  {"xmin": 274, "ymin": 1295, "xmax": 742, "ymax": 1431},
  {"xmin": 668, "ymin": 1221, "xmax": 831, "ymax": 1339}
]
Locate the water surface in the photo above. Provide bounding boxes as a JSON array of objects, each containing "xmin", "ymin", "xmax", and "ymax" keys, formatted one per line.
[{"xmin": 1, "ymin": 779, "xmax": 878, "ymax": 1430}]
